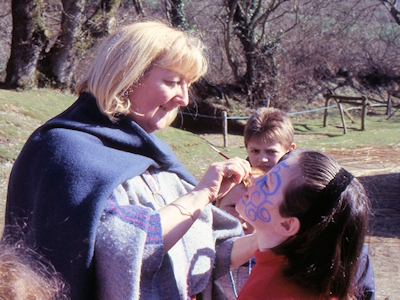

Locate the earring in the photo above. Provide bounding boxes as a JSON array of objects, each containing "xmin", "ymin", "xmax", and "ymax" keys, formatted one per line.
[{"xmin": 124, "ymin": 87, "xmax": 134, "ymax": 97}]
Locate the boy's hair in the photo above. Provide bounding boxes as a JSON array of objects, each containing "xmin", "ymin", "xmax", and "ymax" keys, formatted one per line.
[
  {"xmin": 0, "ymin": 236, "xmax": 69, "ymax": 300},
  {"xmin": 244, "ymin": 107, "xmax": 294, "ymax": 149},
  {"xmin": 273, "ymin": 149, "xmax": 370, "ymax": 299},
  {"xmin": 76, "ymin": 20, "xmax": 208, "ymax": 121}
]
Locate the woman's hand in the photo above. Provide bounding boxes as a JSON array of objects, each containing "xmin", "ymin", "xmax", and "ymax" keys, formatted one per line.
[
  {"xmin": 159, "ymin": 158, "xmax": 250, "ymax": 253},
  {"xmin": 193, "ymin": 158, "xmax": 251, "ymax": 204}
]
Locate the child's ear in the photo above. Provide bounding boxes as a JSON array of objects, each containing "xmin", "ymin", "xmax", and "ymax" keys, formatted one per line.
[
  {"xmin": 275, "ymin": 217, "xmax": 300, "ymax": 237},
  {"xmin": 289, "ymin": 143, "xmax": 296, "ymax": 151}
]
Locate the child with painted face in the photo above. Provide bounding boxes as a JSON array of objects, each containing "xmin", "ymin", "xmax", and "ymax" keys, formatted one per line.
[
  {"xmin": 236, "ymin": 149, "xmax": 371, "ymax": 300},
  {"xmin": 216, "ymin": 108, "xmax": 296, "ymax": 236}
]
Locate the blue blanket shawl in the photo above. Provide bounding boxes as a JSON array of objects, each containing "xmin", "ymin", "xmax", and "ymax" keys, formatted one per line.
[{"xmin": 5, "ymin": 92, "xmax": 197, "ymax": 299}]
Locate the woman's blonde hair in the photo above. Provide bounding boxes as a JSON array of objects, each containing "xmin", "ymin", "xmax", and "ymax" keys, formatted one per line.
[{"xmin": 76, "ymin": 21, "xmax": 208, "ymax": 121}]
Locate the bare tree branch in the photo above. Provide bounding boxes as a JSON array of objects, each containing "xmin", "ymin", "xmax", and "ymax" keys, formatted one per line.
[
  {"xmin": 224, "ymin": 0, "xmax": 240, "ymax": 83},
  {"xmin": 132, "ymin": 0, "xmax": 144, "ymax": 16}
]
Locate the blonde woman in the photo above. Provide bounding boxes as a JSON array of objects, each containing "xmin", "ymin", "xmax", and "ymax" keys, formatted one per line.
[{"xmin": 5, "ymin": 21, "xmax": 257, "ymax": 299}]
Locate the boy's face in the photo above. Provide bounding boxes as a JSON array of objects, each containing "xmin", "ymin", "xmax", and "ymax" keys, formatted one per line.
[
  {"xmin": 246, "ymin": 138, "xmax": 292, "ymax": 172},
  {"xmin": 236, "ymin": 159, "xmax": 295, "ymax": 246}
]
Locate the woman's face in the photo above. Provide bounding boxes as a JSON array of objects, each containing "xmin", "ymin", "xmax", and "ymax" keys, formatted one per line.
[
  {"xmin": 236, "ymin": 158, "xmax": 296, "ymax": 237},
  {"xmin": 127, "ymin": 67, "xmax": 190, "ymax": 133}
]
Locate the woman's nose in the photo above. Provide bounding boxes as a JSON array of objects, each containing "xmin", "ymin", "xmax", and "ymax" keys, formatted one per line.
[{"xmin": 174, "ymin": 82, "xmax": 189, "ymax": 107}]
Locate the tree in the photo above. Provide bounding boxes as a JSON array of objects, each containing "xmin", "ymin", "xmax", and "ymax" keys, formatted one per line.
[
  {"xmin": 132, "ymin": 0, "xmax": 144, "ymax": 16},
  {"xmin": 223, "ymin": 0, "xmax": 298, "ymax": 106},
  {"xmin": 3, "ymin": 0, "xmax": 399, "ymax": 99},
  {"xmin": 278, "ymin": 0, "xmax": 400, "ymax": 90},
  {"xmin": 37, "ymin": 0, "xmax": 86, "ymax": 88},
  {"xmin": 4, "ymin": 0, "xmax": 121, "ymax": 89},
  {"xmin": 4, "ymin": 0, "xmax": 50, "ymax": 88},
  {"xmin": 379, "ymin": 0, "xmax": 400, "ymax": 25},
  {"xmin": 165, "ymin": 0, "xmax": 190, "ymax": 30}
]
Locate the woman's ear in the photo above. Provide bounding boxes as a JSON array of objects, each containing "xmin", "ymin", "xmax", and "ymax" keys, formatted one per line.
[{"xmin": 275, "ymin": 217, "xmax": 300, "ymax": 237}]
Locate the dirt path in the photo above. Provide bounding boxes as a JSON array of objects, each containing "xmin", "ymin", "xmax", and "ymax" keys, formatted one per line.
[{"xmin": 200, "ymin": 134, "xmax": 400, "ymax": 300}]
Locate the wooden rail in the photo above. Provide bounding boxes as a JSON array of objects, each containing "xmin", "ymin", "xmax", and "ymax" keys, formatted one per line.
[
  {"xmin": 220, "ymin": 90, "xmax": 399, "ymax": 145},
  {"xmin": 323, "ymin": 93, "xmax": 368, "ymax": 134}
]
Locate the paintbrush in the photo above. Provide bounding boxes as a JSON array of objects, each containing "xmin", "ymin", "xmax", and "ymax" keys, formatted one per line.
[{"xmin": 210, "ymin": 145, "xmax": 230, "ymax": 159}]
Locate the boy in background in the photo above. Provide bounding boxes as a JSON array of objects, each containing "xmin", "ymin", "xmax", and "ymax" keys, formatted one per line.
[
  {"xmin": 213, "ymin": 108, "xmax": 295, "ymax": 299},
  {"xmin": 216, "ymin": 107, "xmax": 295, "ymax": 235}
]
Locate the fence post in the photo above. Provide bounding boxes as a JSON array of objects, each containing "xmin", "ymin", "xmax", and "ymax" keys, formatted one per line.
[
  {"xmin": 361, "ymin": 97, "xmax": 367, "ymax": 131},
  {"xmin": 336, "ymin": 101, "xmax": 347, "ymax": 134},
  {"xmin": 386, "ymin": 93, "xmax": 392, "ymax": 116},
  {"xmin": 222, "ymin": 111, "xmax": 228, "ymax": 147},
  {"xmin": 323, "ymin": 95, "xmax": 329, "ymax": 127}
]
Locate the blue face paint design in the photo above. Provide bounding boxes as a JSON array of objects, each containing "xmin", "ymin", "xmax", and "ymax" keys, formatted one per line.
[{"xmin": 241, "ymin": 161, "xmax": 289, "ymax": 223}]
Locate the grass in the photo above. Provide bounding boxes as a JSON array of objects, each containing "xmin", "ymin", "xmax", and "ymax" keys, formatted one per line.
[
  {"xmin": 0, "ymin": 88, "xmax": 399, "ymax": 231},
  {"xmin": 290, "ymin": 107, "xmax": 400, "ymax": 151},
  {"xmin": 0, "ymin": 89, "xmax": 76, "ymax": 162},
  {"xmin": 159, "ymin": 108, "xmax": 400, "ymax": 179},
  {"xmin": 155, "ymin": 127, "xmax": 249, "ymax": 178}
]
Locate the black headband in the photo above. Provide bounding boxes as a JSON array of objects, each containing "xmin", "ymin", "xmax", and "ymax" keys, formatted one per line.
[
  {"xmin": 300, "ymin": 168, "xmax": 354, "ymax": 231},
  {"xmin": 321, "ymin": 168, "xmax": 354, "ymax": 200}
]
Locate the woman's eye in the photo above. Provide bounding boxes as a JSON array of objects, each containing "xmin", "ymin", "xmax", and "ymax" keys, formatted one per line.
[{"xmin": 165, "ymin": 80, "xmax": 178, "ymax": 87}]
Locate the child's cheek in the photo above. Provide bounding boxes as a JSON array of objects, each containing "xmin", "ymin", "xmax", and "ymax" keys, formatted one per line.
[
  {"xmin": 242, "ymin": 190, "xmax": 274, "ymax": 223},
  {"xmin": 257, "ymin": 202, "xmax": 275, "ymax": 223}
]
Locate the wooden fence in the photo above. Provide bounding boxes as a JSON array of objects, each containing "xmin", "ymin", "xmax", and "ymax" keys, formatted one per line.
[
  {"xmin": 191, "ymin": 90, "xmax": 400, "ymax": 146},
  {"xmin": 323, "ymin": 90, "xmax": 400, "ymax": 134},
  {"xmin": 386, "ymin": 89, "xmax": 400, "ymax": 118},
  {"xmin": 323, "ymin": 93, "xmax": 368, "ymax": 134}
]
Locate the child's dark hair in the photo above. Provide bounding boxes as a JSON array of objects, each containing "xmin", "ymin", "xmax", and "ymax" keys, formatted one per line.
[{"xmin": 273, "ymin": 149, "xmax": 370, "ymax": 299}]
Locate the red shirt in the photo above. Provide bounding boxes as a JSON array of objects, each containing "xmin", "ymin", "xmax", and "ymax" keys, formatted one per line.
[{"xmin": 237, "ymin": 250, "xmax": 338, "ymax": 300}]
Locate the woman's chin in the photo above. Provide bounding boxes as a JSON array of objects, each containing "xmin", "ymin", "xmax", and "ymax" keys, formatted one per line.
[
  {"xmin": 165, "ymin": 109, "xmax": 179, "ymax": 126},
  {"xmin": 150, "ymin": 120, "xmax": 169, "ymax": 132},
  {"xmin": 149, "ymin": 110, "xmax": 177, "ymax": 131}
]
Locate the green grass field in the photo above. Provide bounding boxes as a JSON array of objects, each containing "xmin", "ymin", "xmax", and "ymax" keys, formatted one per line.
[
  {"xmin": 1, "ymin": 89, "xmax": 399, "ymax": 298},
  {"xmin": 0, "ymin": 88, "xmax": 399, "ymax": 229}
]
